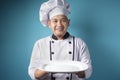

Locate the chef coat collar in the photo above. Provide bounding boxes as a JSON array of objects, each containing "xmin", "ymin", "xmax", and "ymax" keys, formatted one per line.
[{"xmin": 52, "ymin": 32, "xmax": 70, "ymax": 40}]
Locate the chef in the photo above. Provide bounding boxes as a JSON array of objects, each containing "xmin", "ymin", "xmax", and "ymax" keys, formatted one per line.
[{"xmin": 28, "ymin": 0, "xmax": 92, "ymax": 80}]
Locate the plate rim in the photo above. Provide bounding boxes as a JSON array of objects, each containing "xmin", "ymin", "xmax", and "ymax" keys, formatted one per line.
[{"xmin": 40, "ymin": 61, "xmax": 88, "ymax": 73}]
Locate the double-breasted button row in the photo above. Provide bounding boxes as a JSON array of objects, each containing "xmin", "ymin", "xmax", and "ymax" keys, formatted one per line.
[
  {"xmin": 51, "ymin": 51, "xmax": 72, "ymax": 55},
  {"xmin": 51, "ymin": 41, "xmax": 71, "ymax": 44},
  {"xmin": 51, "ymin": 52, "xmax": 54, "ymax": 54},
  {"xmin": 69, "ymin": 41, "xmax": 71, "ymax": 44},
  {"xmin": 66, "ymin": 77, "xmax": 69, "ymax": 80},
  {"xmin": 69, "ymin": 51, "xmax": 72, "ymax": 54},
  {"xmin": 52, "ymin": 41, "xmax": 54, "ymax": 43}
]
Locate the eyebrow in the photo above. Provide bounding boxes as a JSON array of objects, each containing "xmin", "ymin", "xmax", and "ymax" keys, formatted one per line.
[{"xmin": 51, "ymin": 18, "xmax": 68, "ymax": 20}]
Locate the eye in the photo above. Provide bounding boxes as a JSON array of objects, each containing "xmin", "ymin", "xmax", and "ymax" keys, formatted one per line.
[
  {"xmin": 52, "ymin": 20, "xmax": 57, "ymax": 23},
  {"xmin": 62, "ymin": 19, "xmax": 68, "ymax": 22}
]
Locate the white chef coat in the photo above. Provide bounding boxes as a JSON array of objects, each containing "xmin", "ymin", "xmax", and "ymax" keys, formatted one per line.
[{"xmin": 28, "ymin": 33, "xmax": 92, "ymax": 80}]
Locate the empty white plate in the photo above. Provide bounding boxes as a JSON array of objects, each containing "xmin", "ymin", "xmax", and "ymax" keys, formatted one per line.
[{"xmin": 41, "ymin": 61, "xmax": 88, "ymax": 73}]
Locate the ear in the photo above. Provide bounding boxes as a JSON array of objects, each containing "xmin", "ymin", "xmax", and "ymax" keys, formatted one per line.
[
  {"xmin": 47, "ymin": 20, "xmax": 50, "ymax": 26},
  {"xmin": 68, "ymin": 19, "xmax": 70, "ymax": 27}
]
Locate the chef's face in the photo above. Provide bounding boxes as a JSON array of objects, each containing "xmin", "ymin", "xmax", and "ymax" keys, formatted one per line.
[{"xmin": 48, "ymin": 15, "xmax": 70, "ymax": 39}]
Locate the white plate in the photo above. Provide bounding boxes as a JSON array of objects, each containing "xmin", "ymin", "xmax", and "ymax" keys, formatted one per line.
[{"xmin": 41, "ymin": 61, "xmax": 88, "ymax": 73}]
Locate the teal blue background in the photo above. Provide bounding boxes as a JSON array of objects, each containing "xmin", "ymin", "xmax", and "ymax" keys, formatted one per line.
[{"xmin": 0, "ymin": 0, "xmax": 120, "ymax": 80}]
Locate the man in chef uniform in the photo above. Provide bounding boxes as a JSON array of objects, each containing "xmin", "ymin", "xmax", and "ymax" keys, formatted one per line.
[{"xmin": 28, "ymin": 0, "xmax": 92, "ymax": 80}]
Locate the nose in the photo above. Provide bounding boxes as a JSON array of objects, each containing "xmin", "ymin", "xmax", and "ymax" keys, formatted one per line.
[{"xmin": 57, "ymin": 21, "xmax": 62, "ymax": 26}]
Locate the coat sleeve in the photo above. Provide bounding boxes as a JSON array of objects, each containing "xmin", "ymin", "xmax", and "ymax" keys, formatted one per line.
[
  {"xmin": 28, "ymin": 41, "xmax": 41, "ymax": 80},
  {"xmin": 78, "ymin": 39, "xmax": 92, "ymax": 79}
]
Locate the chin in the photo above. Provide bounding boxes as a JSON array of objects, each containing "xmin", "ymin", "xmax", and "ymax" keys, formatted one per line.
[
  {"xmin": 56, "ymin": 34, "xmax": 63, "ymax": 36},
  {"xmin": 56, "ymin": 31, "xmax": 65, "ymax": 35}
]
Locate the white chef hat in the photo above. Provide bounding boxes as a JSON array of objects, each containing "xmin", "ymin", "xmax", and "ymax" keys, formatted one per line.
[{"xmin": 39, "ymin": 0, "xmax": 70, "ymax": 27}]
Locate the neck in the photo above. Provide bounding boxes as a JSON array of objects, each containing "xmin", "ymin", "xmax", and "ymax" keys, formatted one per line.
[
  {"xmin": 52, "ymin": 32, "xmax": 70, "ymax": 40},
  {"xmin": 56, "ymin": 35, "xmax": 64, "ymax": 40}
]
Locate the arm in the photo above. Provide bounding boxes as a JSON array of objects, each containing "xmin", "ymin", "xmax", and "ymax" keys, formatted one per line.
[
  {"xmin": 76, "ymin": 71, "xmax": 85, "ymax": 78},
  {"xmin": 76, "ymin": 39, "xmax": 92, "ymax": 79},
  {"xmin": 28, "ymin": 41, "xmax": 48, "ymax": 80},
  {"xmin": 34, "ymin": 69, "xmax": 48, "ymax": 79}
]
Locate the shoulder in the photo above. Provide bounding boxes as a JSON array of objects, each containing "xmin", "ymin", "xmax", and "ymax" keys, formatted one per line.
[
  {"xmin": 71, "ymin": 36, "xmax": 84, "ymax": 43},
  {"xmin": 71, "ymin": 36, "xmax": 87, "ymax": 46},
  {"xmin": 34, "ymin": 36, "xmax": 50, "ymax": 45}
]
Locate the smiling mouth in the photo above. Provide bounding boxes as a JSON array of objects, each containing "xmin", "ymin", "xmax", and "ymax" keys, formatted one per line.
[{"xmin": 56, "ymin": 27, "xmax": 64, "ymax": 31}]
